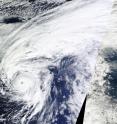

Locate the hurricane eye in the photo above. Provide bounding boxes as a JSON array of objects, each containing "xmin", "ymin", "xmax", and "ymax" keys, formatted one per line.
[{"xmin": 12, "ymin": 74, "xmax": 34, "ymax": 94}]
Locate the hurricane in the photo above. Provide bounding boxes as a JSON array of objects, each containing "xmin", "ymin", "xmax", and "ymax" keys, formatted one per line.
[{"xmin": 0, "ymin": 0, "xmax": 113, "ymax": 124}]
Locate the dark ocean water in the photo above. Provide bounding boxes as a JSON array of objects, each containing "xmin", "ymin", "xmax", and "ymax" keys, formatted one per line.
[
  {"xmin": 103, "ymin": 47, "xmax": 117, "ymax": 100},
  {"xmin": 0, "ymin": 0, "xmax": 65, "ymax": 23}
]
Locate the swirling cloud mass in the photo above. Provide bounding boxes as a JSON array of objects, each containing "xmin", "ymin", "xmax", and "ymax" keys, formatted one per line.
[{"xmin": 0, "ymin": 0, "xmax": 113, "ymax": 124}]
